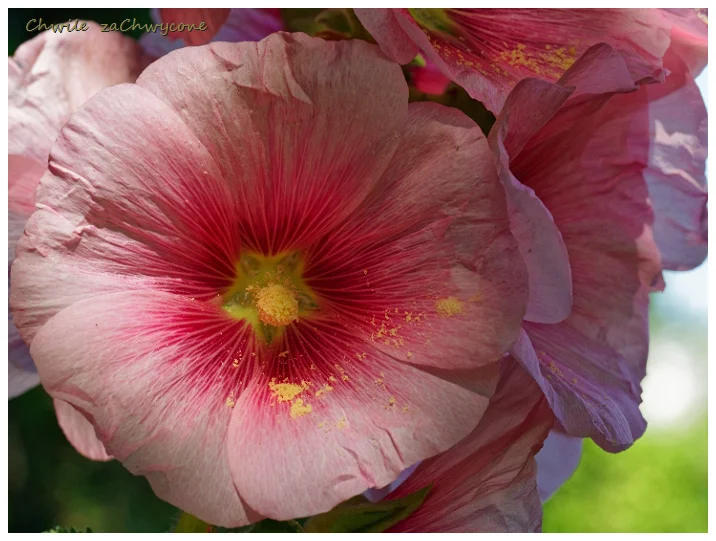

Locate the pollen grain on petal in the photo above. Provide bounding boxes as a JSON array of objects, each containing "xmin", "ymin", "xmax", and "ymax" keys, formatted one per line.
[{"xmin": 435, "ymin": 296, "xmax": 464, "ymax": 317}]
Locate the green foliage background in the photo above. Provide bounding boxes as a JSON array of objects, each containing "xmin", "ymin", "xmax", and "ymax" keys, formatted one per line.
[{"xmin": 7, "ymin": 8, "xmax": 707, "ymax": 533}]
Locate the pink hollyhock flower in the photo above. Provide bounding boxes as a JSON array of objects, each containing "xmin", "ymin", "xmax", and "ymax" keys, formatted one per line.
[
  {"xmin": 492, "ymin": 41, "xmax": 707, "ymax": 451},
  {"xmin": 385, "ymin": 359, "xmax": 554, "ymax": 532},
  {"xmin": 10, "ymin": 33, "xmax": 528, "ymax": 526},
  {"xmin": 355, "ymin": 8, "xmax": 706, "ymax": 113},
  {"xmin": 140, "ymin": 8, "xmax": 283, "ymax": 57},
  {"xmin": 8, "ymin": 24, "xmax": 144, "ymax": 459}
]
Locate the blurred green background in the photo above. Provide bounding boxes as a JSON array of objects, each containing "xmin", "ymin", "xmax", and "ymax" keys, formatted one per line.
[{"xmin": 7, "ymin": 8, "xmax": 708, "ymax": 533}]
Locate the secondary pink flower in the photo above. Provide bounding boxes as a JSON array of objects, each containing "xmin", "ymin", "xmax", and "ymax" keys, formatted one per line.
[
  {"xmin": 10, "ymin": 33, "xmax": 528, "ymax": 526},
  {"xmin": 355, "ymin": 8, "xmax": 706, "ymax": 112},
  {"xmin": 8, "ymin": 24, "xmax": 143, "ymax": 460},
  {"xmin": 492, "ymin": 42, "xmax": 707, "ymax": 451},
  {"xmin": 140, "ymin": 8, "xmax": 283, "ymax": 57},
  {"xmin": 387, "ymin": 359, "xmax": 554, "ymax": 532}
]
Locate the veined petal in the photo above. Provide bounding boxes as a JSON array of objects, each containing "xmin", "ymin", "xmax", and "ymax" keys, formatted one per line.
[
  {"xmin": 387, "ymin": 359, "xmax": 553, "ymax": 532},
  {"xmin": 31, "ymin": 291, "xmax": 255, "ymax": 527},
  {"xmin": 54, "ymin": 399, "xmax": 111, "ymax": 461}
]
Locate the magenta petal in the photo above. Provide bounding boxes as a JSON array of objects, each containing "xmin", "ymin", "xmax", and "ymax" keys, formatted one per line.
[{"xmin": 535, "ymin": 430, "xmax": 582, "ymax": 502}]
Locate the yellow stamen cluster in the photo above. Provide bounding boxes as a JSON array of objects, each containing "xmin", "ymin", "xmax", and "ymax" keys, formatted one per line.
[{"xmin": 255, "ymin": 283, "xmax": 299, "ymax": 327}]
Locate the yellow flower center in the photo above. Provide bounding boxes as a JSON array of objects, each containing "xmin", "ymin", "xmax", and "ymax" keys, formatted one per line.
[
  {"xmin": 222, "ymin": 251, "xmax": 318, "ymax": 343},
  {"xmin": 254, "ymin": 283, "xmax": 299, "ymax": 327}
]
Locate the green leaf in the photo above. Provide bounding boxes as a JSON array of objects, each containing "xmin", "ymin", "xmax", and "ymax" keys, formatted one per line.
[
  {"xmin": 45, "ymin": 526, "xmax": 93, "ymax": 533},
  {"xmin": 303, "ymin": 485, "xmax": 431, "ymax": 533},
  {"xmin": 172, "ymin": 512, "xmax": 214, "ymax": 533}
]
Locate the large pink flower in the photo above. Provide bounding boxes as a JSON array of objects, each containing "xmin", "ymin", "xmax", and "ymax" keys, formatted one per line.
[
  {"xmin": 140, "ymin": 8, "xmax": 283, "ymax": 57},
  {"xmin": 387, "ymin": 358, "xmax": 554, "ymax": 532},
  {"xmin": 10, "ymin": 33, "xmax": 528, "ymax": 526},
  {"xmin": 355, "ymin": 8, "xmax": 706, "ymax": 113},
  {"xmin": 8, "ymin": 24, "xmax": 144, "ymax": 459},
  {"xmin": 493, "ymin": 41, "xmax": 707, "ymax": 451}
]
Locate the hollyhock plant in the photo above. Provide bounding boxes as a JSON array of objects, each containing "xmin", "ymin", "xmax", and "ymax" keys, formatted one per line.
[
  {"xmin": 10, "ymin": 33, "xmax": 530, "ymax": 526},
  {"xmin": 355, "ymin": 8, "xmax": 706, "ymax": 113},
  {"xmin": 491, "ymin": 41, "xmax": 707, "ymax": 452},
  {"xmin": 8, "ymin": 23, "xmax": 144, "ymax": 459},
  {"xmin": 140, "ymin": 7, "xmax": 283, "ymax": 57}
]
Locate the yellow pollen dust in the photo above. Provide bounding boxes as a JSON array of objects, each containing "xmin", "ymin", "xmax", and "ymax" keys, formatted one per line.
[
  {"xmin": 435, "ymin": 296, "xmax": 463, "ymax": 317},
  {"xmin": 268, "ymin": 378, "xmax": 309, "ymax": 402},
  {"xmin": 255, "ymin": 284, "xmax": 299, "ymax": 327},
  {"xmin": 290, "ymin": 398, "xmax": 312, "ymax": 418}
]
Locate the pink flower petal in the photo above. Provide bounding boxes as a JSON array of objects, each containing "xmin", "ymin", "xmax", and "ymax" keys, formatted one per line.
[
  {"xmin": 228, "ymin": 361, "xmax": 498, "ymax": 520},
  {"xmin": 53, "ymin": 398, "xmax": 110, "ymax": 461},
  {"xmin": 31, "ymin": 291, "xmax": 256, "ymax": 527},
  {"xmin": 137, "ymin": 34, "xmax": 409, "ymax": 250},
  {"xmin": 387, "ymin": 359, "xmax": 553, "ymax": 532},
  {"xmin": 158, "ymin": 8, "xmax": 231, "ymax": 45},
  {"xmin": 8, "ymin": 22, "xmax": 144, "ymax": 162},
  {"xmin": 662, "ymin": 8, "xmax": 708, "ymax": 77},
  {"xmin": 311, "ymin": 102, "xmax": 527, "ymax": 370},
  {"xmin": 492, "ymin": 45, "xmax": 669, "ymax": 450},
  {"xmin": 8, "ymin": 311, "xmax": 39, "ymax": 399},
  {"xmin": 535, "ymin": 430, "xmax": 582, "ymax": 502},
  {"xmin": 489, "ymin": 78, "xmax": 574, "ymax": 324},
  {"xmin": 355, "ymin": 8, "xmax": 419, "ymax": 64},
  {"xmin": 357, "ymin": 9, "xmax": 672, "ymax": 113}
]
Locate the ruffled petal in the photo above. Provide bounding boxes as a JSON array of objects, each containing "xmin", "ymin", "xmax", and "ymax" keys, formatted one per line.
[
  {"xmin": 387, "ymin": 359, "xmax": 553, "ymax": 532},
  {"xmin": 357, "ymin": 9, "xmax": 670, "ymax": 113},
  {"xmin": 54, "ymin": 398, "xmax": 110, "ymax": 461},
  {"xmin": 354, "ymin": 8, "xmax": 419, "ymax": 64},
  {"xmin": 310, "ymin": 102, "xmax": 527, "ymax": 370},
  {"xmin": 492, "ymin": 45, "xmax": 664, "ymax": 450},
  {"xmin": 535, "ymin": 430, "xmax": 582, "ymax": 502},
  {"xmin": 228, "ymin": 360, "xmax": 498, "ymax": 519},
  {"xmin": 137, "ymin": 33, "xmax": 408, "ymax": 251},
  {"xmin": 30, "ymin": 290, "xmax": 256, "ymax": 527},
  {"xmin": 511, "ymin": 327, "xmax": 644, "ymax": 452},
  {"xmin": 641, "ymin": 50, "xmax": 708, "ymax": 271}
]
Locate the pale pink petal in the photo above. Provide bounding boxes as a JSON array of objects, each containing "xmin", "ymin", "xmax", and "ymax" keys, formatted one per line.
[
  {"xmin": 387, "ymin": 359, "xmax": 553, "ymax": 532},
  {"xmin": 535, "ymin": 430, "xmax": 582, "ymax": 502},
  {"xmin": 9, "ymin": 82, "xmax": 239, "ymax": 344},
  {"xmin": 30, "ymin": 291, "xmax": 256, "ymax": 527},
  {"xmin": 8, "ymin": 22, "xmax": 144, "ymax": 161},
  {"xmin": 54, "ymin": 398, "xmax": 110, "ymax": 461},
  {"xmin": 355, "ymin": 8, "xmax": 419, "ymax": 64},
  {"xmin": 158, "ymin": 8, "xmax": 230, "ymax": 44},
  {"xmin": 229, "ymin": 359, "xmax": 498, "ymax": 520},
  {"xmin": 357, "ymin": 9, "xmax": 670, "ymax": 113},
  {"xmin": 137, "ymin": 34, "xmax": 408, "ymax": 249}
]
